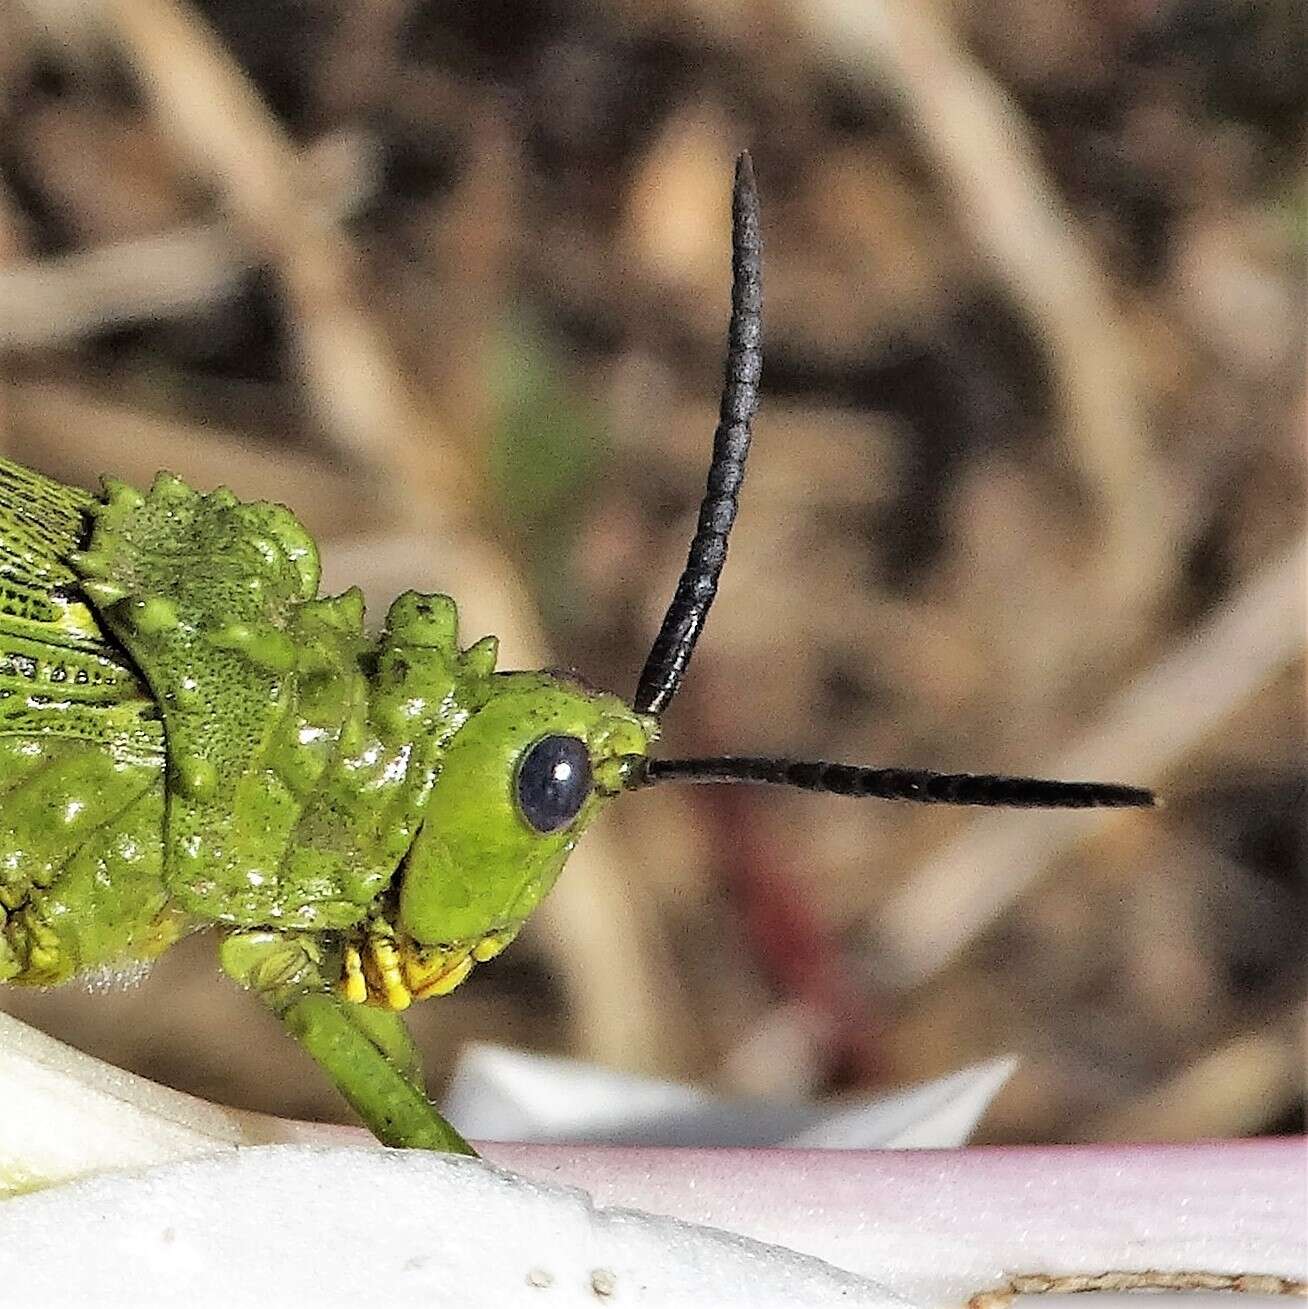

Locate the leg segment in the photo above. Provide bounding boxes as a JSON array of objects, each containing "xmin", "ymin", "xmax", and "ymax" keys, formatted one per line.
[{"xmin": 219, "ymin": 930, "xmax": 474, "ymax": 1155}]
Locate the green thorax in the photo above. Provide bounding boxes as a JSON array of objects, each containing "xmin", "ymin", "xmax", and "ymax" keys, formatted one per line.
[{"xmin": 69, "ymin": 471, "xmax": 501, "ymax": 931}]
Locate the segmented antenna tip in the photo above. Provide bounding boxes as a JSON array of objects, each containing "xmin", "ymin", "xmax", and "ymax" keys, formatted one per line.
[{"xmin": 633, "ymin": 151, "xmax": 763, "ymax": 717}]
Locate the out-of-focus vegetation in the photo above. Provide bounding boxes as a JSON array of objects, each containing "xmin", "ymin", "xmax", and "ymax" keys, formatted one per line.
[{"xmin": 0, "ymin": 0, "xmax": 1301, "ymax": 1144}]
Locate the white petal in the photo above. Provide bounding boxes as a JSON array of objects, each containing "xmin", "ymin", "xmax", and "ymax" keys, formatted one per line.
[
  {"xmin": 784, "ymin": 1056, "xmax": 1018, "ymax": 1148},
  {"xmin": 0, "ymin": 1010, "xmax": 243, "ymax": 1189},
  {"xmin": 486, "ymin": 1137, "xmax": 1307, "ymax": 1305},
  {"xmin": 442, "ymin": 1040, "xmax": 710, "ymax": 1141},
  {"xmin": 442, "ymin": 1040, "xmax": 1016, "ymax": 1148},
  {"xmin": 0, "ymin": 1146, "xmax": 908, "ymax": 1309}
]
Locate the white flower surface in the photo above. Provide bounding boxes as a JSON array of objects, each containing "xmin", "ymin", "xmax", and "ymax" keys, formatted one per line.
[
  {"xmin": 0, "ymin": 1146, "xmax": 909, "ymax": 1308},
  {"xmin": 0, "ymin": 1011, "xmax": 1302, "ymax": 1308}
]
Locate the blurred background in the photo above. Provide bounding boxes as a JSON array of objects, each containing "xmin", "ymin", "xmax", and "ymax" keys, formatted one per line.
[{"xmin": 0, "ymin": 0, "xmax": 1302, "ymax": 1145}]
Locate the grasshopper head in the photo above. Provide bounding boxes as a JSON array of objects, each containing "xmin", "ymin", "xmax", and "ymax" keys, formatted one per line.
[{"xmin": 392, "ymin": 672, "xmax": 654, "ymax": 993}]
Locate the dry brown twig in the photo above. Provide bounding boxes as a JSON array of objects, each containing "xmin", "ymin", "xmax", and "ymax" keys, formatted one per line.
[
  {"xmin": 969, "ymin": 1269, "xmax": 1308, "ymax": 1308},
  {"xmin": 0, "ymin": 132, "xmax": 374, "ymax": 351},
  {"xmin": 785, "ymin": 0, "xmax": 1174, "ymax": 620},
  {"xmin": 95, "ymin": 0, "xmax": 457, "ymax": 519},
  {"xmin": 872, "ymin": 537, "xmax": 1306, "ymax": 989},
  {"xmin": 1080, "ymin": 1011, "xmax": 1307, "ymax": 1144},
  {"xmin": 0, "ymin": 222, "xmax": 250, "ymax": 351}
]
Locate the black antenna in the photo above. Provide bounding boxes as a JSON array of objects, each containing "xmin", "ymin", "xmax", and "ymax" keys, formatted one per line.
[
  {"xmin": 629, "ymin": 758, "xmax": 1155, "ymax": 809},
  {"xmin": 625, "ymin": 156, "xmax": 1156, "ymax": 814},
  {"xmin": 633, "ymin": 151, "xmax": 762, "ymax": 717}
]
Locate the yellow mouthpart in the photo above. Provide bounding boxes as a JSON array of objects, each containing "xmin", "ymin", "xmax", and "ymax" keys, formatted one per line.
[{"xmin": 338, "ymin": 922, "xmax": 518, "ymax": 1010}]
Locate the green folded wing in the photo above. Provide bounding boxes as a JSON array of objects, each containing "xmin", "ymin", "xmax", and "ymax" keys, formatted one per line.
[
  {"xmin": 0, "ymin": 459, "xmax": 173, "ymax": 984},
  {"xmin": 0, "ymin": 457, "xmax": 161, "ymax": 755}
]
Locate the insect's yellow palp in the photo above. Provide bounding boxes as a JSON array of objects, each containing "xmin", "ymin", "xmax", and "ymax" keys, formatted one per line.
[
  {"xmin": 365, "ymin": 934, "xmax": 413, "ymax": 1012},
  {"xmin": 340, "ymin": 942, "xmax": 367, "ymax": 1005},
  {"xmin": 412, "ymin": 952, "xmax": 473, "ymax": 999},
  {"xmin": 403, "ymin": 943, "xmax": 471, "ymax": 1000},
  {"xmin": 337, "ymin": 921, "xmax": 519, "ymax": 1007}
]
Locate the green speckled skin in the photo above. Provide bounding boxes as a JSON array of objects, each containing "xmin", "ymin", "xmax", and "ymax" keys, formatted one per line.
[{"xmin": 0, "ymin": 455, "xmax": 655, "ymax": 1151}]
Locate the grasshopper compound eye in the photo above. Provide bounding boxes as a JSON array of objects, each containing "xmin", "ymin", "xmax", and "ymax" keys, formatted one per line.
[{"xmin": 516, "ymin": 734, "xmax": 594, "ymax": 833}]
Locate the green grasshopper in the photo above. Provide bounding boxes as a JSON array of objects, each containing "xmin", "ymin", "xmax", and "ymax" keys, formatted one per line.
[{"xmin": 0, "ymin": 155, "xmax": 1152, "ymax": 1154}]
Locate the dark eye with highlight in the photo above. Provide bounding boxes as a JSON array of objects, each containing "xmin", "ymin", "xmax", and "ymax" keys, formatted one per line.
[{"xmin": 515, "ymin": 735, "xmax": 592, "ymax": 834}]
